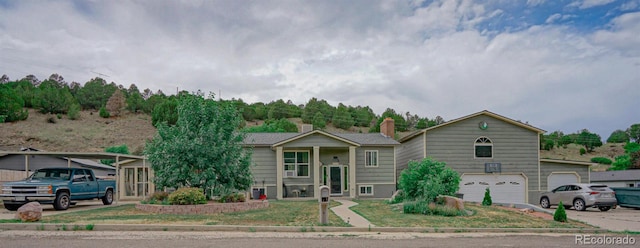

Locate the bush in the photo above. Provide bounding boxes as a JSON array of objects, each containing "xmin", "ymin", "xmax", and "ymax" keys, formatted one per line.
[
  {"xmin": 543, "ymin": 140, "xmax": 554, "ymax": 151},
  {"xmin": 143, "ymin": 191, "xmax": 170, "ymax": 205},
  {"xmin": 168, "ymin": 187, "xmax": 207, "ymax": 205},
  {"xmin": 47, "ymin": 116, "xmax": 57, "ymax": 123},
  {"xmin": 219, "ymin": 193, "xmax": 246, "ymax": 203},
  {"xmin": 403, "ymin": 201, "xmax": 465, "ymax": 216},
  {"xmin": 590, "ymin": 157, "xmax": 613, "ymax": 165},
  {"xmin": 99, "ymin": 106, "xmax": 110, "ymax": 118},
  {"xmin": 68, "ymin": 103, "xmax": 80, "ymax": 120},
  {"xmin": 579, "ymin": 148, "xmax": 586, "ymax": 155},
  {"xmin": 554, "ymin": 201, "xmax": 567, "ymax": 222},
  {"xmin": 482, "ymin": 188, "xmax": 492, "ymax": 206},
  {"xmin": 398, "ymin": 157, "xmax": 460, "ymax": 203}
]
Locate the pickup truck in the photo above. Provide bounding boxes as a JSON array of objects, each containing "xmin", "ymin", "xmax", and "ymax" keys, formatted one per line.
[{"xmin": 0, "ymin": 167, "xmax": 116, "ymax": 211}]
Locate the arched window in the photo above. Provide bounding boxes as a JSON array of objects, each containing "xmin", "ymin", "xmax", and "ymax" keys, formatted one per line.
[{"xmin": 475, "ymin": 137, "xmax": 493, "ymax": 158}]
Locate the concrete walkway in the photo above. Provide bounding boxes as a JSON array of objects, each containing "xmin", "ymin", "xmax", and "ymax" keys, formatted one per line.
[{"xmin": 330, "ymin": 199, "xmax": 374, "ymax": 228}]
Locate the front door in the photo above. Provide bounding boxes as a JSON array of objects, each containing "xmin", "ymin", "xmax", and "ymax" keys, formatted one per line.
[{"xmin": 330, "ymin": 166, "xmax": 342, "ymax": 195}]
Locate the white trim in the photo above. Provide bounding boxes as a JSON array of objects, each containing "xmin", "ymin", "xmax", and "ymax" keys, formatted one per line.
[
  {"xmin": 473, "ymin": 136, "xmax": 493, "ymax": 159},
  {"xmin": 355, "ymin": 182, "xmax": 395, "ymax": 185},
  {"xmin": 547, "ymin": 172, "xmax": 581, "ymax": 191},
  {"xmin": 364, "ymin": 150, "xmax": 379, "ymax": 167},
  {"xmin": 358, "ymin": 185, "xmax": 374, "ymax": 196},
  {"xmin": 283, "ymin": 150, "xmax": 311, "ymax": 178},
  {"xmin": 329, "ymin": 165, "xmax": 343, "ymax": 196}
]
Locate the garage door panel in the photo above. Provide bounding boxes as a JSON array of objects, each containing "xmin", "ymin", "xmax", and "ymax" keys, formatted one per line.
[
  {"xmin": 459, "ymin": 174, "xmax": 526, "ymax": 203},
  {"xmin": 548, "ymin": 173, "xmax": 578, "ymax": 191}
]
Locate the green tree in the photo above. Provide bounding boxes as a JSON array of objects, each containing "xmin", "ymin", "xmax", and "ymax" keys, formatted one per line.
[
  {"xmin": 609, "ymin": 143, "xmax": 640, "ymax": 170},
  {"xmin": 33, "ymin": 80, "xmax": 74, "ymax": 114},
  {"xmin": 312, "ymin": 112, "xmax": 326, "ymax": 129},
  {"xmin": 415, "ymin": 118, "xmax": 428, "ymax": 129},
  {"xmin": 250, "ymin": 102, "xmax": 267, "ymax": 120},
  {"xmin": 554, "ymin": 201, "xmax": 567, "ymax": 222},
  {"xmin": 244, "ymin": 119, "xmax": 298, "ymax": 133},
  {"xmin": 348, "ymin": 105, "xmax": 375, "ymax": 127},
  {"xmin": 0, "ymin": 84, "xmax": 29, "ymax": 122},
  {"xmin": 332, "ymin": 103, "xmax": 355, "ymax": 130},
  {"xmin": 398, "ymin": 157, "xmax": 460, "ymax": 203},
  {"xmin": 558, "ymin": 135, "xmax": 573, "ymax": 148},
  {"xmin": 576, "ymin": 129, "xmax": 602, "ymax": 153},
  {"xmin": 607, "ymin": 130, "xmax": 630, "ymax": 143},
  {"xmin": 142, "ymin": 92, "xmax": 167, "ymax": 114},
  {"xmin": 99, "ymin": 106, "xmax": 110, "ymax": 118},
  {"xmin": 6, "ymin": 80, "xmax": 36, "ymax": 108},
  {"xmin": 126, "ymin": 84, "xmax": 144, "ymax": 113},
  {"xmin": 482, "ymin": 188, "xmax": 492, "ymax": 206},
  {"xmin": 151, "ymin": 97, "xmax": 178, "ymax": 127},
  {"xmin": 67, "ymin": 103, "xmax": 81, "ymax": 120},
  {"xmin": 628, "ymin": 124, "xmax": 640, "ymax": 143},
  {"xmin": 267, "ymin": 99, "xmax": 289, "ymax": 119},
  {"xmin": 369, "ymin": 108, "xmax": 408, "ymax": 133},
  {"xmin": 302, "ymin": 98, "xmax": 334, "ymax": 124},
  {"xmin": 100, "ymin": 144, "xmax": 130, "ymax": 165},
  {"xmin": 144, "ymin": 94, "xmax": 252, "ymax": 197},
  {"xmin": 76, "ymin": 77, "xmax": 116, "ymax": 110}
]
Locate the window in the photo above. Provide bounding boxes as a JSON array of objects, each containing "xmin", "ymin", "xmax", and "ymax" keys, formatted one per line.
[
  {"xmin": 474, "ymin": 137, "xmax": 493, "ymax": 158},
  {"xmin": 73, "ymin": 170, "xmax": 87, "ymax": 182},
  {"xmin": 365, "ymin": 150, "xmax": 378, "ymax": 167},
  {"xmin": 284, "ymin": 151, "xmax": 309, "ymax": 177},
  {"xmin": 343, "ymin": 165, "xmax": 349, "ymax": 192},
  {"xmin": 359, "ymin": 185, "xmax": 373, "ymax": 196}
]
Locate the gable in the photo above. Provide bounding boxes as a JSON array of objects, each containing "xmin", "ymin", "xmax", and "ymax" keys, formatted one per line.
[{"xmin": 279, "ymin": 133, "xmax": 358, "ymax": 148}]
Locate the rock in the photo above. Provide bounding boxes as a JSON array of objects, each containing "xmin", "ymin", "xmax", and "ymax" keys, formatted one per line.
[
  {"xmin": 520, "ymin": 208, "xmax": 534, "ymax": 213},
  {"xmin": 390, "ymin": 190, "xmax": 404, "ymax": 202},
  {"xmin": 15, "ymin": 202, "xmax": 43, "ymax": 222},
  {"xmin": 438, "ymin": 195, "xmax": 465, "ymax": 211}
]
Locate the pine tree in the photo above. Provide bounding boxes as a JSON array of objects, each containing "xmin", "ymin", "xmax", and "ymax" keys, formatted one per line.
[
  {"xmin": 554, "ymin": 201, "xmax": 567, "ymax": 222},
  {"xmin": 482, "ymin": 187, "xmax": 492, "ymax": 206}
]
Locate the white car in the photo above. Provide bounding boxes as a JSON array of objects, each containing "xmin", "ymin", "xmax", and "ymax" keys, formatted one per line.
[{"xmin": 540, "ymin": 184, "xmax": 617, "ymax": 211}]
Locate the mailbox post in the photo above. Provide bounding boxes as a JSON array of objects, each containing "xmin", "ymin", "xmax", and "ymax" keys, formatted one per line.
[{"xmin": 319, "ymin": 185, "xmax": 330, "ymax": 225}]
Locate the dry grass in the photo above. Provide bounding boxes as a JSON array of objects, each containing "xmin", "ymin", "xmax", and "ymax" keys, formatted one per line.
[{"xmin": 540, "ymin": 143, "xmax": 626, "ymax": 171}]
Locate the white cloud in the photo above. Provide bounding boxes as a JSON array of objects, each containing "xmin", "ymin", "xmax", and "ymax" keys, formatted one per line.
[
  {"xmin": 546, "ymin": 13, "xmax": 563, "ymax": 23},
  {"xmin": 0, "ymin": 1, "xmax": 638, "ymax": 138},
  {"xmin": 526, "ymin": 0, "xmax": 547, "ymax": 7},
  {"xmin": 568, "ymin": 0, "xmax": 616, "ymax": 9}
]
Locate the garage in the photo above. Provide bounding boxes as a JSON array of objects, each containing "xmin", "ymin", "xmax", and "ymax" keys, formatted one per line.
[
  {"xmin": 547, "ymin": 173, "xmax": 579, "ymax": 191},
  {"xmin": 459, "ymin": 174, "xmax": 526, "ymax": 203}
]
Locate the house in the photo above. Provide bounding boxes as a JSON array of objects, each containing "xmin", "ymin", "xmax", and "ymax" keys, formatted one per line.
[
  {"xmin": 397, "ymin": 110, "xmax": 592, "ymax": 204},
  {"xmin": 591, "ymin": 170, "xmax": 640, "ymax": 188},
  {"xmin": 242, "ymin": 119, "xmax": 399, "ymax": 199},
  {"xmin": 0, "ymin": 147, "xmax": 117, "ymax": 179}
]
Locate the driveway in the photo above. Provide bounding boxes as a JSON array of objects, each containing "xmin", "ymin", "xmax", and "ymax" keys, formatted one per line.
[
  {"xmin": 0, "ymin": 200, "xmax": 122, "ymax": 220},
  {"xmin": 563, "ymin": 206, "xmax": 640, "ymax": 232}
]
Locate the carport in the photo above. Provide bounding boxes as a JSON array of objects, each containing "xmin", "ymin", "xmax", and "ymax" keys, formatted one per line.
[{"xmin": 0, "ymin": 151, "xmax": 149, "ymax": 202}]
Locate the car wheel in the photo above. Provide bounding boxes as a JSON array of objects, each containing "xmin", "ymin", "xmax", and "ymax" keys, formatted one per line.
[
  {"xmin": 540, "ymin": 197, "xmax": 551, "ymax": 208},
  {"xmin": 102, "ymin": 189, "xmax": 113, "ymax": 205},
  {"xmin": 573, "ymin": 198, "xmax": 586, "ymax": 211},
  {"xmin": 54, "ymin": 192, "xmax": 70, "ymax": 210},
  {"xmin": 598, "ymin": 206, "xmax": 611, "ymax": 212}
]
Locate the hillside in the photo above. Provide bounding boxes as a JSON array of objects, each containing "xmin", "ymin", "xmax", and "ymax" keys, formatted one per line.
[{"xmin": 0, "ymin": 109, "xmax": 625, "ymax": 170}]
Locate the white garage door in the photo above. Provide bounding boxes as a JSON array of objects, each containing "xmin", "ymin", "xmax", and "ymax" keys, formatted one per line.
[
  {"xmin": 547, "ymin": 173, "xmax": 578, "ymax": 191},
  {"xmin": 459, "ymin": 174, "xmax": 526, "ymax": 203}
]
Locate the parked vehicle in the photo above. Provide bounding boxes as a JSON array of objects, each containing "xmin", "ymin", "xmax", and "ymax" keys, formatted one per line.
[
  {"xmin": 0, "ymin": 168, "xmax": 116, "ymax": 211},
  {"xmin": 539, "ymin": 183, "xmax": 617, "ymax": 211}
]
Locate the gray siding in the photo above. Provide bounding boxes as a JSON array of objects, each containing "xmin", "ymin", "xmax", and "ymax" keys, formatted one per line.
[
  {"xmin": 355, "ymin": 146, "xmax": 395, "ymax": 184},
  {"xmin": 282, "ymin": 134, "xmax": 352, "ymax": 148},
  {"xmin": 396, "ymin": 133, "xmax": 424, "ymax": 179},
  {"xmin": 248, "ymin": 147, "xmax": 277, "ymax": 185},
  {"xmin": 540, "ymin": 161, "xmax": 590, "ymax": 189},
  {"xmin": 356, "ymin": 183, "xmax": 395, "ymax": 198},
  {"xmin": 424, "ymin": 115, "xmax": 540, "ymax": 203}
]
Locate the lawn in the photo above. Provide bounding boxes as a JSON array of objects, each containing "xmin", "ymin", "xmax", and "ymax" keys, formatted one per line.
[
  {"xmin": 1, "ymin": 200, "xmax": 349, "ymax": 226},
  {"xmin": 351, "ymin": 200, "xmax": 593, "ymax": 229}
]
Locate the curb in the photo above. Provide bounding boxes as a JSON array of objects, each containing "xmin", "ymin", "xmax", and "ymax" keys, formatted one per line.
[{"xmin": 0, "ymin": 223, "xmax": 607, "ymax": 234}]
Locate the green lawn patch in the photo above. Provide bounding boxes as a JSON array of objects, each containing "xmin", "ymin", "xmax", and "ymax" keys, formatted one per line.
[
  {"xmin": 351, "ymin": 200, "xmax": 593, "ymax": 228},
  {"xmin": 0, "ymin": 200, "xmax": 348, "ymax": 226}
]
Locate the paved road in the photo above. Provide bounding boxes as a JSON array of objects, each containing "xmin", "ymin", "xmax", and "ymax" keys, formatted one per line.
[
  {"xmin": 0, "ymin": 231, "xmax": 638, "ymax": 248},
  {"xmin": 564, "ymin": 206, "xmax": 640, "ymax": 232}
]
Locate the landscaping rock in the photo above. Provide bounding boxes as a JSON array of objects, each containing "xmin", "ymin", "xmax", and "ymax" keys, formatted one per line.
[
  {"xmin": 15, "ymin": 202, "xmax": 42, "ymax": 222},
  {"xmin": 520, "ymin": 208, "xmax": 534, "ymax": 213},
  {"xmin": 438, "ymin": 195, "xmax": 464, "ymax": 211},
  {"xmin": 390, "ymin": 190, "xmax": 403, "ymax": 202}
]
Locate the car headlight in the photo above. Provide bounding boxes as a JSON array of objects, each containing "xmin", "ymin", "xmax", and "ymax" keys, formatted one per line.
[{"xmin": 37, "ymin": 185, "xmax": 53, "ymax": 194}]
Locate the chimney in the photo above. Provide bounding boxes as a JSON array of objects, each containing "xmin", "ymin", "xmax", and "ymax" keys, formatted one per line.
[
  {"xmin": 301, "ymin": 124, "xmax": 313, "ymax": 133},
  {"xmin": 380, "ymin": 117, "xmax": 395, "ymax": 138}
]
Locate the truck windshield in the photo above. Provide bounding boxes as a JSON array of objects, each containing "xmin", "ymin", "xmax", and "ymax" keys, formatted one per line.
[{"xmin": 30, "ymin": 169, "xmax": 71, "ymax": 180}]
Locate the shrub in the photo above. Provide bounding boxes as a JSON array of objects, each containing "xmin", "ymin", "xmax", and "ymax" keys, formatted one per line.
[
  {"xmin": 47, "ymin": 116, "xmax": 57, "ymax": 123},
  {"xmin": 543, "ymin": 140, "xmax": 555, "ymax": 151},
  {"xmin": 143, "ymin": 191, "xmax": 170, "ymax": 205},
  {"xmin": 219, "ymin": 193, "xmax": 247, "ymax": 203},
  {"xmin": 482, "ymin": 188, "xmax": 492, "ymax": 206},
  {"xmin": 590, "ymin": 157, "xmax": 612, "ymax": 165},
  {"xmin": 554, "ymin": 201, "xmax": 567, "ymax": 222},
  {"xmin": 579, "ymin": 148, "xmax": 586, "ymax": 155},
  {"xmin": 99, "ymin": 106, "xmax": 110, "ymax": 118},
  {"xmin": 56, "ymin": 113, "xmax": 62, "ymax": 119},
  {"xmin": 403, "ymin": 201, "xmax": 465, "ymax": 216},
  {"xmin": 67, "ymin": 103, "xmax": 80, "ymax": 120},
  {"xmin": 168, "ymin": 187, "xmax": 207, "ymax": 205},
  {"xmin": 398, "ymin": 157, "xmax": 460, "ymax": 203}
]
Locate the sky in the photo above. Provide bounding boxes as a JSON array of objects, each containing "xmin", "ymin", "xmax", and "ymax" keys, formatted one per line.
[{"xmin": 1, "ymin": 0, "xmax": 639, "ymax": 139}]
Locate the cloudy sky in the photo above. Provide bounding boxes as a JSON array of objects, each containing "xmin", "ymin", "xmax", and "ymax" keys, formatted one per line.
[{"xmin": 1, "ymin": 0, "xmax": 639, "ymax": 138}]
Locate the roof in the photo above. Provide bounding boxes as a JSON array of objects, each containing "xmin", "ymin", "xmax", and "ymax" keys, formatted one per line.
[
  {"xmin": 540, "ymin": 159, "xmax": 595, "ymax": 166},
  {"xmin": 400, "ymin": 110, "xmax": 546, "ymax": 142},
  {"xmin": 591, "ymin": 170, "xmax": 640, "ymax": 182},
  {"xmin": 243, "ymin": 131, "xmax": 400, "ymax": 147}
]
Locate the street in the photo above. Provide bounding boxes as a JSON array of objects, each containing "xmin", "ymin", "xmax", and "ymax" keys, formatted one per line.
[{"xmin": 0, "ymin": 231, "xmax": 638, "ymax": 248}]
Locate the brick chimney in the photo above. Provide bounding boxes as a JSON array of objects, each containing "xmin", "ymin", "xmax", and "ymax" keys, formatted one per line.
[{"xmin": 380, "ymin": 117, "xmax": 395, "ymax": 138}]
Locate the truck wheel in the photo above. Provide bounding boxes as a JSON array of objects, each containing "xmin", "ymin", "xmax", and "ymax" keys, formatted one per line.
[
  {"xmin": 102, "ymin": 189, "xmax": 114, "ymax": 205},
  {"xmin": 3, "ymin": 203, "xmax": 23, "ymax": 211},
  {"xmin": 54, "ymin": 192, "xmax": 70, "ymax": 210}
]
